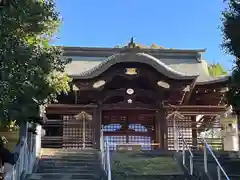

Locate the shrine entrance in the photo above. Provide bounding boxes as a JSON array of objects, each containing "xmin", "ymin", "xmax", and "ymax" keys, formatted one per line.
[
  {"xmin": 62, "ymin": 111, "xmax": 93, "ymax": 149},
  {"xmin": 102, "ymin": 110, "xmax": 158, "ymax": 150}
]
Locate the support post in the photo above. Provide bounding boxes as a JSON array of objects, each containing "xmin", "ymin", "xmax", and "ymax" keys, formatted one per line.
[
  {"xmin": 155, "ymin": 111, "xmax": 161, "ymax": 149},
  {"xmin": 191, "ymin": 116, "xmax": 197, "ymax": 149},
  {"xmin": 94, "ymin": 107, "xmax": 101, "ymax": 150},
  {"xmin": 204, "ymin": 144, "xmax": 208, "ymax": 173},
  {"xmin": 163, "ymin": 110, "xmax": 168, "ymax": 150}
]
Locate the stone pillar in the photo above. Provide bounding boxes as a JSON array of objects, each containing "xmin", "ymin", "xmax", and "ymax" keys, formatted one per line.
[
  {"xmin": 237, "ymin": 114, "xmax": 240, "ymax": 152},
  {"xmin": 221, "ymin": 115, "xmax": 239, "ymax": 151},
  {"xmin": 93, "ymin": 107, "xmax": 101, "ymax": 150}
]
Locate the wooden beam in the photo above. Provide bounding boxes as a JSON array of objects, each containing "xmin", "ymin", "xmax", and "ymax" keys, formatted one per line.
[
  {"xmin": 163, "ymin": 105, "xmax": 227, "ymax": 113},
  {"xmin": 47, "ymin": 104, "xmax": 98, "ymax": 108},
  {"xmin": 101, "ymin": 102, "xmax": 158, "ymax": 110},
  {"xmin": 103, "ymin": 131, "xmax": 153, "ymax": 136},
  {"xmin": 101, "ymin": 88, "xmax": 159, "ymax": 103},
  {"xmin": 46, "ymin": 104, "xmax": 97, "ymax": 114},
  {"xmin": 182, "ymin": 78, "xmax": 197, "ymax": 104}
]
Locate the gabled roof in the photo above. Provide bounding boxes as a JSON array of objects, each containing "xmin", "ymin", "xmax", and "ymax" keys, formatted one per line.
[
  {"xmin": 62, "ymin": 46, "xmax": 206, "ymax": 57},
  {"xmin": 69, "ymin": 52, "xmax": 197, "ymax": 80},
  {"xmin": 63, "ymin": 47, "xmax": 229, "ymax": 85}
]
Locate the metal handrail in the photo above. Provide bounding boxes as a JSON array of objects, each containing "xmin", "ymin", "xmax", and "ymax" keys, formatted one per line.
[
  {"xmin": 200, "ymin": 138, "xmax": 230, "ymax": 180},
  {"xmin": 177, "ymin": 127, "xmax": 193, "ymax": 157},
  {"xmin": 100, "ymin": 130, "xmax": 111, "ymax": 180},
  {"xmin": 175, "ymin": 127, "xmax": 194, "ymax": 175}
]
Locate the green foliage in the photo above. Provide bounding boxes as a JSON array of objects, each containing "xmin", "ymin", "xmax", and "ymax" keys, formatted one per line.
[
  {"xmin": 208, "ymin": 63, "xmax": 227, "ymax": 77},
  {"xmin": 0, "ymin": 120, "xmax": 19, "ymax": 132},
  {"xmin": 226, "ymin": 66, "xmax": 240, "ymax": 110},
  {"xmin": 0, "ymin": 0, "xmax": 71, "ymax": 125},
  {"xmin": 222, "ymin": 0, "xmax": 240, "ymax": 112}
]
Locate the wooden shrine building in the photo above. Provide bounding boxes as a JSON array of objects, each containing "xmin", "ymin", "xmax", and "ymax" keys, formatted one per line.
[{"xmin": 43, "ymin": 41, "xmax": 229, "ymax": 150}]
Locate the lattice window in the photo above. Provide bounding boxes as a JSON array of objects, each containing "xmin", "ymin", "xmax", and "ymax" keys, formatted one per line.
[
  {"xmin": 103, "ymin": 123, "xmax": 153, "ymax": 150},
  {"xmin": 128, "ymin": 124, "xmax": 151, "ymax": 150},
  {"xmin": 178, "ymin": 116, "xmax": 192, "ymax": 147},
  {"xmin": 63, "ymin": 114, "xmax": 93, "ymax": 149},
  {"xmin": 104, "ymin": 135, "xmax": 127, "ymax": 150},
  {"xmin": 103, "ymin": 124, "xmax": 125, "ymax": 150},
  {"xmin": 167, "ymin": 127, "xmax": 174, "ymax": 150},
  {"xmin": 85, "ymin": 114, "xmax": 93, "ymax": 146},
  {"xmin": 103, "ymin": 124, "xmax": 121, "ymax": 132},
  {"xmin": 167, "ymin": 115, "xmax": 192, "ymax": 150},
  {"xmin": 129, "ymin": 124, "xmax": 148, "ymax": 132},
  {"xmin": 128, "ymin": 136, "xmax": 151, "ymax": 150}
]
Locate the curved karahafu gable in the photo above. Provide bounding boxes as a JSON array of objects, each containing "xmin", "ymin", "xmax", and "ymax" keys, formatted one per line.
[{"xmin": 70, "ymin": 52, "xmax": 198, "ymax": 80}]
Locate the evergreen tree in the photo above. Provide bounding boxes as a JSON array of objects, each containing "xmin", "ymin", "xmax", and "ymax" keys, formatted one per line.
[
  {"xmin": 208, "ymin": 63, "xmax": 227, "ymax": 77},
  {"xmin": 0, "ymin": 0, "xmax": 71, "ymax": 125},
  {"xmin": 222, "ymin": 0, "xmax": 240, "ymax": 112}
]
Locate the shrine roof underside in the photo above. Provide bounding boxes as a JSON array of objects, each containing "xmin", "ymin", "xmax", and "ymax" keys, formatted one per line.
[{"xmin": 62, "ymin": 46, "xmax": 229, "ymax": 85}]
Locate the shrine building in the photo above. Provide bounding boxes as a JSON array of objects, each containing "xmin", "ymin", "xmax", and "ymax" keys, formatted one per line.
[{"xmin": 43, "ymin": 41, "xmax": 230, "ymax": 151}]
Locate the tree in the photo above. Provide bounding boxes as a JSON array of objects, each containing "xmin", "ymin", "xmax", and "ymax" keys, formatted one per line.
[
  {"xmin": 0, "ymin": 0, "xmax": 71, "ymax": 126},
  {"xmin": 222, "ymin": 0, "xmax": 240, "ymax": 111},
  {"xmin": 208, "ymin": 63, "xmax": 227, "ymax": 77}
]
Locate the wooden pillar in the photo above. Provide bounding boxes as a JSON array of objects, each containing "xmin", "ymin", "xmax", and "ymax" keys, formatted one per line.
[
  {"xmin": 155, "ymin": 111, "xmax": 161, "ymax": 149},
  {"xmin": 162, "ymin": 110, "xmax": 168, "ymax": 150},
  {"xmin": 93, "ymin": 107, "xmax": 101, "ymax": 150},
  {"xmin": 157, "ymin": 107, "xmax": 168, "ymax": 150},
  {"xmin": 191, "ymin": 116, "xmax": 197, "ymax": 149}
]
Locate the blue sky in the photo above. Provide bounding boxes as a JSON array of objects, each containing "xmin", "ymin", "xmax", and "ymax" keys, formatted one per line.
[{"xmin": 54, "ymin": 0, "xmax": 233, "ymax": 71}]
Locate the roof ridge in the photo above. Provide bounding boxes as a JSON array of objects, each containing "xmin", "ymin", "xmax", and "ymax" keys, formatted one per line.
[{"xmin": 70, "ymin": 52, "xmax": 198, "ymax": 80}]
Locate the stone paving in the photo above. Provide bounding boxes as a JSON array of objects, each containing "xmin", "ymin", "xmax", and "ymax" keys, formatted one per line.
[{"xmin": 26, "ymin": 148, "xmax": 102, "ymax": 180}]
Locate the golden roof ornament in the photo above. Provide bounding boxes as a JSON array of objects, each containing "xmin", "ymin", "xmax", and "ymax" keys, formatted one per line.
[
  {"xmin": 128, "ymin": 37, "xmax": 136, "ymax": 48},
  {"xmin": 122, "ymin": 37, "xmax": 140, "ymax": 50}
]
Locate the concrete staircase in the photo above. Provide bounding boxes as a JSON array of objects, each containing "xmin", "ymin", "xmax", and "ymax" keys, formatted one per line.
[
  {"xmin": 26, "ymin": 148, "xmax": 103, "ymax": 180},
  {"xmin": 177, "ymin": 151, "xmax": 240, "ymax": 180},
  {"xmin": 215, "ymin": 152, "xmax": 240, "ymax": 180}
]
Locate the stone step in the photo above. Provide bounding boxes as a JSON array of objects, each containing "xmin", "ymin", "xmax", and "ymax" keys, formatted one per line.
[
  {"xmin": 38, "ymin": 165, "xmax": 99, "ymax": 170},
  {"xmin": 39, "ymin": 159, "xmax": 100, "ymax": 165},
  {"xmin": 38, "ymin": 164, "xmax": 99, "ymax": 169},
  {"xmin": 41, "ymin": 151, "xmax": 97, "ymax": 155},
  {"xmin": 27, "ymin": 173, "xmax": 99, "ymax": 180},
  {"xmin": 41, "ymin": 153, "xmax": 97, "ymax": 158},
  {"xmin": 38, "ymin": 162, "xmax": 99, "ymax": 167},
  {"xmin": 225, "ymin": 174, "xmax": 240, "ymax": 180},
  {"xmin": 40, "ymin": 156, "xmax": 98, "ymax": 161},
  {"xmin": 41, "ymin": 148, "xmax": 97, "ymax": 154},
  {"xmin": 37, "ymin": 167, "xmax": 100, "ymax": 173},
  {"xmin": 113, "ymin": 173, "xmax": 186, "ymax": 180},
  {"xmin": 29, "ymin": 149, "xmax": 103, "ymax": 180}
]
